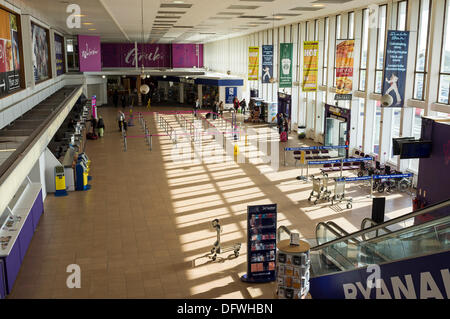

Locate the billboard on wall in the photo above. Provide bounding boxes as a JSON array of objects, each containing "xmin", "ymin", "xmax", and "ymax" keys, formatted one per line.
[
  {"xmin": 248, "ymin": 46, "xmax": 259, "ymax": 81},
  {"xmin": 101, "ymin": 43, "xmax": 171, "ymax": 68},
  {"xmin": 335, "ymin": 39, "xmax": 354, "ymax": 100},
  {"xmin": 382, "ymin": 30, "xmax": 410, "ymax": 107},
  {"xmin": 31, "ymin": 23, "xmax": 49, "ymax": 82},
  {"xmin": 78, "ymin": 35, "xmax": 101, "ymax": 72},
  {"xmin": 279, "ymin": 43, "xmax": 293, "ymax": 88},
  {"xmin": 172, "ymin": 43, "xmax": 203, "ymax": 68},
  {"xmin": 262, "ymin": 45, "xmax": 273, "ymax": 83},
  {"xmin": 54, "ymin": 33, "xmax": 64, "ymax": 76},
  {"xmin": 0, "ymin": 9, "xmax": 21, "ymax": 97},
  {"xmin": 302, "ymin": 41, "xmax": 319, "ymax": 92}
]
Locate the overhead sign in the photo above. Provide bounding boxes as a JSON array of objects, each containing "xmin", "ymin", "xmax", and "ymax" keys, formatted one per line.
[
  {"xmin": 248, "ymin": 46, "xmax": 259, "ymax": 81},
  {"xmin": 335, "ymin": 39, "xmax": 354, "ymax": 100},
  {"xmin": 262, "ymin": 45, "xmax": 273, "ymax": 83},
  {"xmin": 279, "ymin": 43, "xmax": 293, "ymax": 88},
  {"xmin": 382, "ymin": 30, "xmax": 410, "ymax": 107},
  {"xmin": 302, "ymin": 41, "xmax": 319, "ymax": 92},
  {"xmin": 101, "ymin": 43, "xmax": 171, "ymax": 68}
]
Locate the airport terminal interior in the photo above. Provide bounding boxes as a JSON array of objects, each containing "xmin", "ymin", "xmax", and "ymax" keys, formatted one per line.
[{"xmin": 0, "ymin": 0, "xmax": 449, "ymax": 300}]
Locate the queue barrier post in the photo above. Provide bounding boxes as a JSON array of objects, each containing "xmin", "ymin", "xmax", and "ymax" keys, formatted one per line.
[{"xmin": 150, "ymin": 134, "xmax": 153, "ymax": 151}]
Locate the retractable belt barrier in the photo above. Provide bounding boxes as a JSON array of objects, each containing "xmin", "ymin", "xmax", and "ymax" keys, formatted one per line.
[{"xmin": 284, "ymin": 145, "xmax": 349, "ymax": 166}]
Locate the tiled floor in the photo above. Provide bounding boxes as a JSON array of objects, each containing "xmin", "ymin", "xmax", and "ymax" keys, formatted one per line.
[{"xmin": 8, "ymin": 105, "xmax": 413, "ymax": 299}]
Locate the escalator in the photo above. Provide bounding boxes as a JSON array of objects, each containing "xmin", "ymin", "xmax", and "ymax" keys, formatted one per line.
[{"xmin": 278, "ymin": 199, "xmax": 450, "ymax": 299}]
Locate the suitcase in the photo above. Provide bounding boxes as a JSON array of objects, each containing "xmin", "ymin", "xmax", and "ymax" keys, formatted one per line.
[
  {"xmin": 87, "ymin": 132, "xmax": 98, "ymax": 140},
  {"xmin": 280, "ymin": 131, "xmax": 287, "ymax": 142}
]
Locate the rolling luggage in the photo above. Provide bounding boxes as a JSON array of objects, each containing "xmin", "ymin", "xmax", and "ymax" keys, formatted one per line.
[{"xmin": 280, "ymin": 131, "xmax": 288, "ymax": 142}]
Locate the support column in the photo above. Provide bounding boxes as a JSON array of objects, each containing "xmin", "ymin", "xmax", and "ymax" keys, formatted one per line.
[
  {"xmin": 179, "ymin": 83, "xmax": 184, "ymax": 104},
  {"xmin": 198, "ymin": 84, "xmax": 203, "ymax": 107}
]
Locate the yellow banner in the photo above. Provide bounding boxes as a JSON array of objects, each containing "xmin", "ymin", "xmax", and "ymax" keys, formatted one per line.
[
  {"xmin": 335, "ymin": 40, "xmax": 355, "ymax": 95},
  {"xmin": 302, "ymin": 41, "xmax": 318, "ymax": 92},
  {"xmin": 248, "ymin": 47, "xmax": 259, "ymax": 81}
]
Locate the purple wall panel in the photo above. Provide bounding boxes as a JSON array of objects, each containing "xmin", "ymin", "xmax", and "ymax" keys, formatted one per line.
[
  {"xmin": 417, "ymin": 120, "xmax": 450, "ymax": 216},
  {"xmin": 172, "ymin": 44, "xmax": 204, "ymax": 68},
  {"xmin": 0, "ymin": 259, "xmax": 5, "ymax": 299},
  {"xmin": 31, "ymin": 190, "xmax": 43, "ymax": 231},
  {"xmin": 101, "ymin": 43, "xmax": 171, "ymax": 68},
  {"xmin": 4, "ymin": 240, "xmax": 20, "ymax": 294},
  {"xmin": 78, "ymin": 35, "xmax": 101, "ymax": 72},
  {"xmin": 18, "ymin": 214, "xmax": 34, "ymax": 262}
]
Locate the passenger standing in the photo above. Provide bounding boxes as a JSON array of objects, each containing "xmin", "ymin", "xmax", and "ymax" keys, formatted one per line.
[
  {"xmin": 97, "ymin": 116, "xmax": 105, "ymax": 137},
  {"xmin": 194, "ymin": 98, "xmax": 199, "ymax": 118},
  {"xmin": 117, "ymin": 110, "xmax": 125, "ymax": 131},
  {"xmin": 219, "ymin": 101, "xmax": 224, "ymax": 118},
  {"xmin": 240, "ymin": 98, "xmax": 247, "ymax": 116},
  {"xmin": 233, "ymin": 97, "xmax": 240, "ymax": 113}
]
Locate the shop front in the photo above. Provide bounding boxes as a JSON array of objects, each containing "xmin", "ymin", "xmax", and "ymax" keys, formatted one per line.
[
  {"xmin": 194, "ymin": 78, "xmax": 244, "ymax": 109},
  {"xmin": 324, "ymin": 104, "xmax": 351, "ymax": 158}
]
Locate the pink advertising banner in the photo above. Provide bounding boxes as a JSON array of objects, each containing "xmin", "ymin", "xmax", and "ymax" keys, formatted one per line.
[
  {"xmin": 101, "ymin": 43, "xmax": 171, "ymax": 68},
  {"xmin": 78, "ymin": 35, "xmax": 101, "ymax": 72}
]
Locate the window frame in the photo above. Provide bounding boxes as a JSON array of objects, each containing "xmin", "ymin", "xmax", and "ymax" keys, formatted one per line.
[
  {"xmin": 359, "ymin": 8, "xmax": 369, "ymax": 91},
  {"xmin": 438, "ymin": 0, "xmax": 450, "ymax": 104},
  {"xmin": 374, "ymin": 4, "xmax": 388, "ymax": 94},
  {"xmin": 412, "ymin": 0, "xmax": 432, "ymax": 101}
]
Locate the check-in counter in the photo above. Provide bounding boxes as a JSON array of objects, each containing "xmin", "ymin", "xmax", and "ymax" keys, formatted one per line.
[{"xmin": 0, "ymin": 183, "xmax": 43, "ymax": 295}]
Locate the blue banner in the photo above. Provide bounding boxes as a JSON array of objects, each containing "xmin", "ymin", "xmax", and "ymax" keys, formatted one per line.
[
  {"xmin": 307, "ymin": 160, "xmax": 342, "ymax": 165},
  {"xmin": 342, "ymin": 157, "xmax": 373, "ymax": 163},
  {"xmin": 337, "ymin": 176, "xmax": 373, "ymax": 182},
  {"xmin": 225, "ymin": 87, "xmax": 237, "ymax": 104},
  {"xmin": 262, "ymin": 45, "xmax": 273, "ymax": 83},
  {"xmin": 310, "ymin": 249, "xmax": 450, "ymax": 299},
  {"xmin": 382, "ymin": 30, "xmax": 409, "ymax": 107}
]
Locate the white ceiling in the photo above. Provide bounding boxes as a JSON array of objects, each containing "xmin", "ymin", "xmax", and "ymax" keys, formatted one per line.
[{"xmin": 21, "ymin": 0, "xmax": 386, "ymax": 43}]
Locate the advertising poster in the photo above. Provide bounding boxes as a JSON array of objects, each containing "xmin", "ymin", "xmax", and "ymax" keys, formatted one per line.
[
  {"xmin": 335, "ymin": 39, "xmax": 354, "ymax": 100},
  {"xmin": 302, "ymin": 41, "xmax": 319, "ymax": 92},
  {"xmin": 248, "ymin": 46, "xmax": 259, "ymax": 81},
  {"xmin": 267, "ymin": 102, "xmax": 278, "ymax": 124},
  {"xmin": 101, "ymin": 43, "xmax": 171, "ymax": 68},
  {"xmin": 225, "ymin": 87, "xmax": 237, "ymax": 105},
  {"xmin": 31, "ymin": 23, "xmax": 49, "ymax": 82},
  {"xmin": 242, "ymin": 204, "xmax": 277, "ymax": 283},
  {"xmin": 279, "ymin": 43, "xmax": 293, "ymax": 88},
  {"xmin": 382, "ymin": 30, "xmax": 410, "ymax": 107},
  {"xmin": 0, "ymin": 10, "xmax": 21, "ymax": 96},
  {"xmin": 78, "ymin": 35, "xmax": 101, "ymax": 72},
  {"xmin": 54, "ymin": 33, "xmax": 64, "ymax": 76},
  {"xmin": 262, "ymin": 45, "xmax": 273, "ymax": 83}
]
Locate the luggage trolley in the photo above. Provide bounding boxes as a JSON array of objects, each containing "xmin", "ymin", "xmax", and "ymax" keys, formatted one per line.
[
  {"xmin": 308, "ymin": 176, "xmax": 331, "ymax": 205},
  {"xmin": 331, "ymin": 178, "xmax": 353, "ymax": 209},
  {"xmin": 207, "ymin": 219, "xmax": 241, "ymax": 261}
]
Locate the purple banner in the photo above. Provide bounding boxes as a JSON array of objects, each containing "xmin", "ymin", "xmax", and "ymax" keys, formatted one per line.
[
  {"xmin": 172, "ymin": 43, "xmax": 203, "ymax": 68},
  {"xmin": 101, "ymin": 43, "xmax": 171, "ymax": 68},
  {"xmin": 78, "ymin": 35, "xmax": 101, "ymax": 72}
]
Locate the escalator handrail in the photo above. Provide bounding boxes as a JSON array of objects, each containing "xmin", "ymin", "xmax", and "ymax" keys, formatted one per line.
[
  {"xmin": 363, "ymin": 213, "xmax": 450, "ymax": 246},
  {"xmin": 316, "ymin": 222, "xmax": 345, "ymax": 246},
  {"xmin": 326, "ymin": 221, "xmax": 360, "ymax": 245},
  {"xmin": 360, "ymin": 218, "xmax": 392, "ymax": 241},
  {"xmin": 312, "ymin": 198, "xmax": 450, "ymax": 251}
]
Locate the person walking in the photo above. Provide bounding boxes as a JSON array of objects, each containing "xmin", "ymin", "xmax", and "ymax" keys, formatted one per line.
[
  {"xmin": 113, "ymin": 90, "xmax": 119, "ymax": 108},
  {"xmin": 97, "ymin": 116, "xmax": 105, "ymax": 137},
  {"xmin": 194, "ymin": 98, "xmax": 200, "ymax": 118},
  {"xmin": 212, "ymin": 100, "xmax": 219, "ymax": 120},
  {"xmin": 219, "ymin": 101, "xmax": 224, "ymax": 118},
  {"xmin": 117, "ymin": 110, "xmax": 125, "ymax": 131},
  {"xmin": 277, "ymin": 113, "xmax": 283, "ymax": 134},
  {"xmin": 240, "ymin": 98, "xmax": 247, "ymax": 116},
  {"xmin": 233, "ymin": 97, "xmax": 240, "ymax": 113}
]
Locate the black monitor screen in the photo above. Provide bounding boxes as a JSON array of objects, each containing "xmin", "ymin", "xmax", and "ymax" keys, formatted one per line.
[
  {"xmin": 400, "ymin": 140, "xmax": 432, "ymax": 159},
  {"xmin": 393, "ymin": 137, "xmax": 414, "ymax": 156}
]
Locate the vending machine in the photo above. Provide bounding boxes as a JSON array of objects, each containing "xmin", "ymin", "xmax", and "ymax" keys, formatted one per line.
[{"xmin": 54, "ymin": 166, "xmax": 68, "ymax": 197}]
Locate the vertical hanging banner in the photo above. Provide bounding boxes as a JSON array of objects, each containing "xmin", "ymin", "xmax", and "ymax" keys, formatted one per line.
[
  {"xmin": 279, "ymin": 43, "xmax": 293, "ymax": 88},
  {"xmin": 302, "ymin": 41, "xmax": 319, "ymax": 92},
  {"xmin": 382, "ymin": 30, "xmax": 410, "ymax": 107},
  {"xmin": 54, "ymin": 33, "xmax": 65, "ymax": 76},
  {"xmin": 262, "ymin": 45, "xmax": 273, "ymax": 83},
  {"xmin": 78, "ymin": 35, "xmax": 101, "ymax": 72},
  {"xmin": 335, "ymin": 40, "xmax": 355, "ymax": 100},
  {"xmin": 248, "ymin": 46, "xmax": 259, "ymax": 81}
]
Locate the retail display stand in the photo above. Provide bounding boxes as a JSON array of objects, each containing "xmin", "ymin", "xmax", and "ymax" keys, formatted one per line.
[
  {"xmin": 241, "ymin": 204, "xmax": 277, "ymax": 283},
  {"xmin": 276, "ymin": 239, "xmax": 310, "ymax": 299}
]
